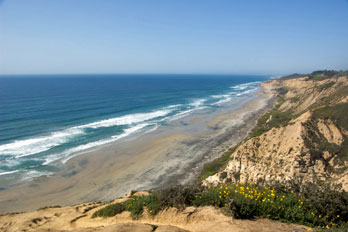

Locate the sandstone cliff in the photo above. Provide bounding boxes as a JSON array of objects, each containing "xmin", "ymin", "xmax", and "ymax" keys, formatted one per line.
[{"xmin": 204, "ymin": 71, "xmax": 348, "ymax": 190}]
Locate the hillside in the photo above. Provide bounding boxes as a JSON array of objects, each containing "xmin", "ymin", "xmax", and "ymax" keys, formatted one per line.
[{"xmin": 204, "ymin": 71, "xmax": 348, "ymax": 189}]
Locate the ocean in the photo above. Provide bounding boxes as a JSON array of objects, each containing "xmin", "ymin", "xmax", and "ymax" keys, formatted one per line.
[{"xmin": 0, "ymin": 74, "xmax": 269, "ymax": 184}]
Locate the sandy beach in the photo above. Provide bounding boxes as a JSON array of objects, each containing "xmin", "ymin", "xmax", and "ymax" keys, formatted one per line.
[{"xmin": 0, "ymin": 85, "xmax": 275, "ymax": 214}]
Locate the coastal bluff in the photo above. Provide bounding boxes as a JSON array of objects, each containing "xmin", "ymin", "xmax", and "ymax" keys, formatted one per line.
[{"xmin": 204, "ymin": 72, "xmax": 348, "ymax": 190}]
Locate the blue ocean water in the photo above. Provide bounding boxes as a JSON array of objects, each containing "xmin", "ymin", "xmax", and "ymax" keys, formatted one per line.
[{"xmin": 0, "ymin": 74, "xmax": 269, "ymax": 182}]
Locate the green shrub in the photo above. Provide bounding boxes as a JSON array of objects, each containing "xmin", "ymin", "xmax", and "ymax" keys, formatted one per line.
[
  {"xmin": 92, "ymin": 183, "xmax": 348, "ymax": 230},
  {"xmin": 114, "ymin": 203, "xmax": 126, "ymax": 214},
  {"xmin": 92, "ymin": 203, "xmax": 119, "ymax": 218},
  {"xmin": 123, "ymin": 196, "xmax": 146, "ymax": 219},
  {"xmin": 233, "ymin": 193, "xmax": 258, "ymax": 219},
  {"xmin": 309, "ymin": 103, "xmax": 348, "ymax": 162},
  {"xmin": 199, "ymin": 146, "xmax": 237, "ymax": 180},
  {"xmin": 307, "ymin": 70, "xmax": 338, "ymax": 81},
  {"xmin": 248, "ymin": 94, "xmax": 294, "ymax": 138},
  {"xmin": 193, "ymin": 188, "xmax": 224, "ymax": 207},
  {"xmin": 143, "ymin": 195, "xmax": 161, "ymax": 216},
  {"xmin": 312, "ymin": 103, "xmax": 348, "ymax": 131}
]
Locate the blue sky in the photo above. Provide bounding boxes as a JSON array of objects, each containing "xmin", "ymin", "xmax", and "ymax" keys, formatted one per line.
[{"xmin": 0, "ymin": 0, "xmax": 347, "ymax": 75}]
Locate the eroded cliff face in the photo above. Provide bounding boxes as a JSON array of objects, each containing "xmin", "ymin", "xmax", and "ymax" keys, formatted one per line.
[{"xmin": 204, "ymin": 73, "xmax": 348, "ymax": 190}]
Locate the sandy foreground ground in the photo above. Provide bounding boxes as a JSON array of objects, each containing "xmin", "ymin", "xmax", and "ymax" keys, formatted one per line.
[
  {"xmin": 0, "ymin": 85, "xmax": 275, "ymax": 214},
  {"xmin": 0, "ymin": 193, "xmax": 308, "ymax": 232}
]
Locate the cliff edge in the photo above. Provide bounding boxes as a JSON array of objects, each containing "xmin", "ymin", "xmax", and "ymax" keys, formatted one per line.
[{"xmin": 204, "ymin": 71, "xmax": 348, "ymax": 190}]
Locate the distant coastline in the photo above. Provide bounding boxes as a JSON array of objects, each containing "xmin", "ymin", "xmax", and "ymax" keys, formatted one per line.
[
  {"xmin": 0, "ymin": 75, "xmax": 274, "ymax": 213},
  {"xmin": 0, "ymin": 74, "xmax": 267, "ymax": 185}
]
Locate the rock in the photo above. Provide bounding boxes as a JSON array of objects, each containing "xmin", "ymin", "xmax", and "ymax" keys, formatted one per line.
[
  {"xmin": 125, "ymin": 190, "xmax": 149, "ymax": 197},
  {"xmin": 182, "ymin": 207, "xmax": 197, "ymax": 216}
]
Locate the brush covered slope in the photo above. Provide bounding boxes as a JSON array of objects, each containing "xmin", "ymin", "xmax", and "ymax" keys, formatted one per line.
[
  {"xmin": 0, "ymin": 190, "xmax": 308, "ymax": 232},
  {"xmin": 204, "ymin": 71, "xmax": 348, "ymax": 190}
]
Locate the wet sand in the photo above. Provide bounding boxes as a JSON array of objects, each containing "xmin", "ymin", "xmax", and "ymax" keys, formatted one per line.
[{"xmin": 0, "ymin": 85, "xmax": 275, "ymax": 214}]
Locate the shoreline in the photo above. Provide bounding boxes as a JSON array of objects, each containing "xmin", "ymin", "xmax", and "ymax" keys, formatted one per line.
[{"xmin": 0, "ymin": 84, "xmax": 275, "ymax": 214}]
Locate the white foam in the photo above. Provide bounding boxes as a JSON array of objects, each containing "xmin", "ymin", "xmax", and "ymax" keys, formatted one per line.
[
  {"xmin": 168, "ymin": 109, "xmax": 195, "ymax": 121},
  {"xmin": 0, "ymin": 128, "xmax": 85, "ymax": 158},
  {"xmin": 142, "ymin": 124, "xmax": 158, "ymax": 134},
  {"xmin": 42, "ymin": 155, "xmax": 62, "ymax": 165},
  {"xmin": 21, "ymin": 170, "xmax": 53, "ymax": 181},
  {"xmin": 111, "ymin": 123, "xmax": 149, "ymax": 140},
  {"xmin": 167, "ymin": 106, "xmax": 207, "ymax": 122},
  {"xmin": 44, "ymin": 123, "xmax": 150, "ymax": 165},
  {"xmin": 0, "ymin": 158, "xmax": 20, "ymax": 167},
  {"xmin": 165, "ymin": 104, "xmax": 182, "ymax": 109},
  {"xmin": 235, "ymin": 89, "xmax": 256, "ymax": 96},
  {"xmin": 0, "ymin": 170, "xmax": 19, "ymax": 176},
  {"xmin": 230, "ymin": 81, "xmax": 260, "ymax": 90},
  {"xmin": 77, "ymin": 109, "xmax": 171, "ymax": 129},
  {"xmin": 163, "ymin": 99, "xmax": 207, "ymax": 121},
  {"xmin": 212, "ymin": 97, "xmax": 232, "ymax": 106},
  {"xmin": 190, "ymin": 99, "xmax": 206, "ymax": 107},
  {"xmin": 0, "ymin": 108, "xmax": 172, "ymax": 158},
  {"xmin": 212, "ymin": 82, "xmax": 260, "ymax": 105},
  {"xmin": 211, "ymin": 94, "xmax": 230, "ymax": 99},
  {"xmin": 231, "ymin": 85, "xmax": 247, "ymax": 90}
]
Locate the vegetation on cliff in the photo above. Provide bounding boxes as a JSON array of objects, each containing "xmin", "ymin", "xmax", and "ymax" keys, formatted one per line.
[
  {"xmin": 199, "ymin": 145, "xmax": 238, "ymax": 180},
  {"xmin": 195, "ymin": 70, "xmax": 348, "ymax": 230},
  {"xmin": 92, "ymin": 182, "xmax": 348, "ymax": 231},
  {"xmin": 203, "ymin": 70, "xmax": 348, "ymax": 184},
  {"xmin": 311, "ymin": 103, "xmax": 348, "ymax": 162},
  {"xmin": 248, "ymin": 94, "xmax": 293, "ymax": 138}
]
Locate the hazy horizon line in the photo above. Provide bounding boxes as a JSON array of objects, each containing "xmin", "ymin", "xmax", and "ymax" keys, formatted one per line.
[{"xmin": 0, "ymin": 72, "xmax": 285, "ymax": 77}]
